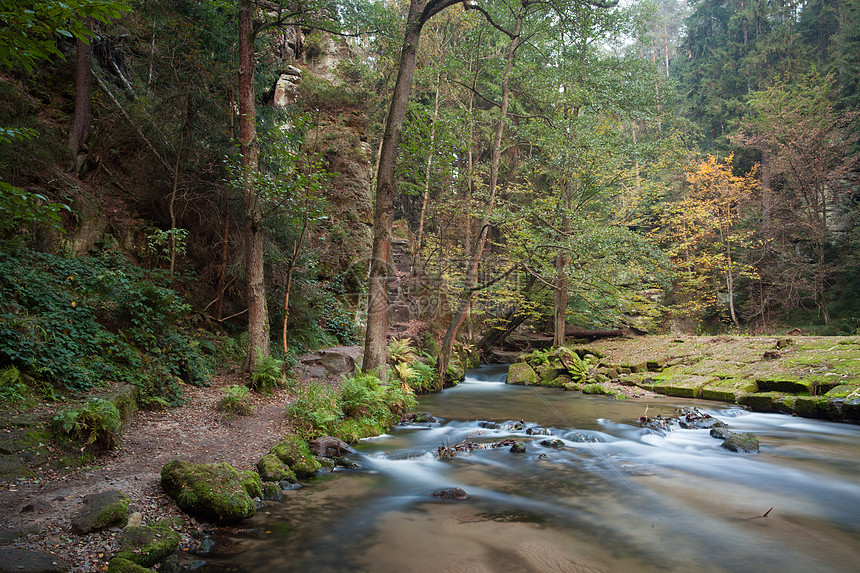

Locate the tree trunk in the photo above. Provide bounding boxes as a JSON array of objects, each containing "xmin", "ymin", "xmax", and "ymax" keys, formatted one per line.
[
  {"xmin": 363, "ymin": 0, "xmax": 464, "ymax": 379},
  {"xmin": 436, "ymin": 10, "xmax": 523, "ymax": 387},
  {"xmin": 363, "ymin": 10, "xmax": 423, "ymax": 381},
  {"xmin": 68, "ymin": 20, "xmax": 92, "ymax": 174},
  {"xmin": 239, "ymin": 0, "xmax": 270, "ymax": 372},
  {"xmin": 553, "ymin": 179, "xmax": 572, "ymax": 347},
  {"xmin": 283, "ymin": 211, "xmax": 308, "ymax": 354},
  {"xmin": 415, "ymin": 73, "xmax": 441, "ymax": 271}
]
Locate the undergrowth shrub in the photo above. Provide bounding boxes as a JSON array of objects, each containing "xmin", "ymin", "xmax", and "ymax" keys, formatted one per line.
[
  {"xmin": 250, "ymin": 350, "xmax": 285, "ymax": 393},
  {"xmin": 0, "ymin": 248, "xmax": 215, "ymax": 405},
  {"xmin": 217, "ymin": 384, "xmax": 253, "ymax": 418},
  {"xmin": 288, "ymin": 381, "xmax": 343, "ymax": 438},
  {"xmin": 52, "ymin": 398, "xmax": 122, "ymax": 450},
  {"xmin": 287, "ymin": 372, "xmax": 417, "ymax": 442}
]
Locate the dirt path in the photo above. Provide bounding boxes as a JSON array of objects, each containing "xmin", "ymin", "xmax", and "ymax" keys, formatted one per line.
[{"xmin": 0, "ymin": 373, "xmax": 294, "ymax": 571}]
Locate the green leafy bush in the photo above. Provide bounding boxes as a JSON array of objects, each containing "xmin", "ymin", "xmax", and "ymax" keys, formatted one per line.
[
  {"xmin": 0, "ymin": 248, "xmax": 214, "ymax": 405},
  {"xmin": 0, "ymin": 366, "xmax": 29, "ymax": 403},
  {"xmin": 217, "ymin": 384, "xmax": 252, "ymax": 417},
  {"xmin": 288, "ymin": 381, "xmax": 343, "ymax": 439},
  {"xmin": 287, "ymin": 372, "xmax": 417, "ymax": 442},
  {"xmin": 250, "ymin": 350, "xmax": 285, "ymax": 393},
  {"xmin": 52, "ymin": 398, "xmax": 122, "ymax": 450}
]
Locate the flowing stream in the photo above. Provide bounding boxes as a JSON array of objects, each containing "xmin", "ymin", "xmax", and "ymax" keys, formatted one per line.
[{"xmin": 195, "ymin": 365, "xmax": 860, "ymax": 572}]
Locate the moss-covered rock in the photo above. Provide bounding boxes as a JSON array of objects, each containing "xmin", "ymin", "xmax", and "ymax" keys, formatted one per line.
[
  {"xmin": 582, "ymin": 383, "xmax": 609, "ymax": 396},
  {"xmin": 70, "ymin": 490, "xmax": 130, "ymax": 535},
  {"xmin": 256, "ymin": 453, "xmax": 296, "ymax": 483},
  {"xmin": 262, "ymin": 482, "xmax": 284, "ymax": 501},
  {"xmin": 116, "ymin": 525, "xmax": 181, "ymax": 568},
  {"xmin": 106, "ymin": 556, "xmax": 153, "ymax": 572},
  {"xmin": 506, "ymin": 362, "xmax": 538, "ymax": 386},
  {"xmin": 738, "ymin": 392, "xmax": 786, "ymax": 412},
  {"xmin": 270, "ymin": 436, "xmax": 321, "ymax": 478},
  {"xmin": 160, "ymin": 459, "xmax": 257, "ymax": 524},
  {"xmin": 721, "ymin": 432, "xmax": 760, "ymax": 454},
  {"xmin": 239, "ymin": 469, "xmax": 263, "ymax": 499},
  {"xmin": 545, "ymin": 374, "xmax": 572, "ymax": 388}
]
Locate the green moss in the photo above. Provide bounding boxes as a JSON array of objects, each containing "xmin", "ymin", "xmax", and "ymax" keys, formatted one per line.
[
  {"xmin": 117, "ymin": 525, "xmax": 182, "ymax": 567},
  {"xmin": 738, "ymin": 392, "xmax": 787, "ymax": 412},
  {"xmin": 794, "ymin": 396, "xmax": 820, "ymax": 418},
  {"xmin": 256, "ymin": 453, "xmax": 295, "ymax": 483},
  {"xmin": 160, "ymin": 459, "xmax": 257, "ymax": 524},
  {"xmin": 506, "ymin": 362, "xmax": 538, "ymax": 386},
  {"xmin": 824, "ymin": 384, "xmax": 860, "ymax": 399},
  {"xmin": 544, "ymin": 374, "xmax": 571, "ymax": 388},
  {"xmin": 270, "ymin": 435, "xmax": 321, "ymax": 478},
  {"xmin": 240, "ymin": 469, "xmax": 263, "ymax": 498},
  {"xmin": 582, "ymin": 384, "xmax": 609, "ymax": 395},
  {"xmin": 107, "ymin": 556, "xmax": 153, "ymax": 572}
]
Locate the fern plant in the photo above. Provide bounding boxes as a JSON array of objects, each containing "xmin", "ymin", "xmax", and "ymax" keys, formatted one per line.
[
  {"xmin": 250, "ymin": 349, "xmax": 285, "ymax": 393},
  {"xmin": 387, "ymin": 338, "xmax": 417, "ymax": 365},
  {"xmin": 52, "ymin": 398, "xmax": 122, "ymax": 450}
]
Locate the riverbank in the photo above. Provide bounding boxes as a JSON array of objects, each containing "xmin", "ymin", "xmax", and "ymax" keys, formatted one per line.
[
  {"xmin": 567, "ymin": 335, "xmax": 860, "ymax": 422},
  {"xmin": 0, "ymin": 372, "xmax": 300, "ymax": 572}
]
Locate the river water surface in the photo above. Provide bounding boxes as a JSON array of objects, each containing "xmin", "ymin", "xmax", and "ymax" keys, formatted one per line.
[{"xmin": 197, "ymin": 365, "xmax": 860, "ymax": 572}]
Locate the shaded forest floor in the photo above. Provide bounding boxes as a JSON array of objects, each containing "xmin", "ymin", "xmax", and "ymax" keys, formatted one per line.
[{"xmin": 0, "ymin": 354, "xmax": 351, "ymax": 572}]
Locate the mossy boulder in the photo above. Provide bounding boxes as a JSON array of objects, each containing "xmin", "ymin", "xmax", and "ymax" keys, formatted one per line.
[
  {"xmin": 582, "ymin": 383, "xmax": 609, "ymax": 396},
  {"xmin": 70, "ymin": 490, "xmax": 130, "ymax": 535},
  {"xmin": 160, "ymin": 459, "xmax": 257, "ymax": 524},
  {"xmin": 262, "ymin": 482, "xmax": 284, "ymax": 501},
  {"xmin": 721, "ymin": 432, "xmax": 760, "ymax": 454},
  {"xmin": 106, "ymin": 556, "xmax": 152, "ymax": 573},
  {"xmin": 115, "ymin": 524, "xmax": 182, "ymax": 568},
  {"xmin": 256, "ymin": 453, "xmax": 297, "ymax": 483},
  {"xmin": 506, "ymin": 362, "xmax": 538, "ymax": 386},
  {"xmin": 270, "ymin": 436, "xmax": 321, "ymax": 478},
  {"xmin": 543, "ymin": 374, "xmax": 571, "ymax": 388}
]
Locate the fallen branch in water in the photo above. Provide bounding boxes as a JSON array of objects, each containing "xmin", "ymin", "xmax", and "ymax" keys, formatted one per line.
[{"xmin": 763, "ymin": 507, "xmax": 773, "ymax": 518}]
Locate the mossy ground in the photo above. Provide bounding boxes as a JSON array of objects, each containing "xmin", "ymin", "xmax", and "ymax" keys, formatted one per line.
[{"xmin": 570, "ymin": 335, "xmax": 860, "ymax": 421}]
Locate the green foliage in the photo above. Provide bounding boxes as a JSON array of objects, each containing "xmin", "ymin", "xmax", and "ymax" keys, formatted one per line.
[
  {"xmin": 287, "ymin": 371, "xmax": 417, "ymax": 442},
  {"xmin": 0, "ymin": 365, "xmax": 28, "ymax": 403},
  {"xmin": 0, "ymin": 248, "xmax": 214, "ymax": 405},
  {"xmin": 387, "ymin": 338, "xmax": 418, "ymax": 366},
  {"xmin": 287, "ymin": 381, "xmax": 343, "ymax": 439},
  {"xmin": 319, "ymin": 293, "xmax": 359, "ymax": 345},
  {"xmin": 216, "ymin": 385, "xmax": 252, "ymax": 417},
  {"xmin": 0, "ymin": 0, "xmax": 130, "ymax": 72},
  {"xmin": 146, "ymin": 228, "xmax": 188, "ymax": 262},
  {"xmin": 0, "ymin": 127, "xmax": 69, "ymax": 234},
  {"xmin": 250, "ymin": 350, "xmax": 285, "ymax": 394},
  {"xmin": 52, "ymin": 397, "xmax": 122, "ymax": 450}
]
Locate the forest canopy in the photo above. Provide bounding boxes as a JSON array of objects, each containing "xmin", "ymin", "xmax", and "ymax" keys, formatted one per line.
[{"xmin": 0, "ymin": 0, "xmax": 858, "ymax": 396}]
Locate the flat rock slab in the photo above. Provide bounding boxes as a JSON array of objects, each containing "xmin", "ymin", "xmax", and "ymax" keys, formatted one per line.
[{"xmin": 0, "ymin": 548, "xmax": 69, "ymax": 573}]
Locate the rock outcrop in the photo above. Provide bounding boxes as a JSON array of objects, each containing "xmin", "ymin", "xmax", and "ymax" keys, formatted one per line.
[
  {"xmin": 70, "ymin": 490, "xmax": 130, "ymax": 535},
  {"xmin": 160, "ymin": 460, "xmax": 260, "ymax": 524}
]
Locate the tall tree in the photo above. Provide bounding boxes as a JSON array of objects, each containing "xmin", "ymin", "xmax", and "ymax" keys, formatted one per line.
[
  {"xmin": 362, "ymin": 0, "xmax": 467, "ymax": 381},
  {"xmin": 737, "ymin": 73, "xmax": 859, "ymax": 324}
]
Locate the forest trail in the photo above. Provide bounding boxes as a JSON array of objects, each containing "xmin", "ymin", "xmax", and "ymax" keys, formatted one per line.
[{"xmin": 0, "ymin": 373, "xmax": 294, "ymax": 571}]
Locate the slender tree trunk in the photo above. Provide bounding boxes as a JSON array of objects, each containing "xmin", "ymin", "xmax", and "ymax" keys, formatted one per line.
[
  {"xmin": 239, "ymin": 0, "xmax": 270, "ymax": 372},
  {"xmin": 415, "ymin": 73, "xmax": 441, "ymax": 270},
  {"xmin": 760, "ymin": 145, "xmax": 771, "ymax": 238},
  {"xmin": 283, "ymin": 212, "xmax": 309, "ymax": 354},
  {"xmin": 436, "ymin": 10, "xmax": 523, "ymax": 387},
  {"xmin": 363, "ymin": 5, "xmax": 427, "ymax": 381},
  {"xmin": 68, "ymin": 20, "xmax": 93, "ymax": 174},
  {"xmin": 553, "ymin": 180, "xmax": 572, "ymax": 346}
]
